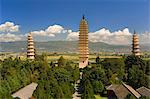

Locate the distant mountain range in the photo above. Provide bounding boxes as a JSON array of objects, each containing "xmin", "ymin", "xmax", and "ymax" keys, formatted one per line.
[{"xmin": 0, "ymin": 41, "xmax": 150, "ymax": 53}]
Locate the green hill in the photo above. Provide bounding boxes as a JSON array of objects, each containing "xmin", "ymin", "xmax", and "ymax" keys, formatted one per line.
[{"xmin": 0, "ymin": 41, "xmax": 149, "ymax": 53}]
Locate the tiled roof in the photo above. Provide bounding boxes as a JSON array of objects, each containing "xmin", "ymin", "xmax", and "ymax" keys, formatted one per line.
[
  {"xmin": 122, "ymin": 83, "xmax": 141, "ymax": 98},
  {"xmin": 106, "ymin": 84, "xmax": 130, "ymax": 99},
  {"xmin": 136, "ymin": 86, "xmax": 150, "ymax": 96}
]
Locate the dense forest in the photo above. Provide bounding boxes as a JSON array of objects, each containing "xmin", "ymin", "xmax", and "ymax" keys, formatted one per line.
[
  {"xmin": 0, "ymin": 54, "xmax": 149, "ymax": 99},
  {"xmin": 0, "ymin": 54, "xmax": 79, "ymax": 99}
]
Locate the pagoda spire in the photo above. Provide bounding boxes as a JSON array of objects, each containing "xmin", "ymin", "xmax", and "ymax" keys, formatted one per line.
[
  {"xmin": 134, "ymin": 30, "xmax": 136, "ymax": 34},
  {"xmin": 82, "ymin": 15, "xmax": 85, "ymax": 19}
]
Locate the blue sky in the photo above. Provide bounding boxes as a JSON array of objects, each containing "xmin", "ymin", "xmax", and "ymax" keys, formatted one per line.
[{"xmin": 1, "ymin": 0, "xmax": 150, "ymax": 34}]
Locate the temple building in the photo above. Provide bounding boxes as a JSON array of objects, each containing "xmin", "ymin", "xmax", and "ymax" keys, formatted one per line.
[
  {"xmin": 27, "ymin": 33, "xmax": 35, "ymax": 60},
  {"xmin": 132, "ymin": 31, "xmax": 140, "ymax": 57},
  {"xmin": 79, "ymin": 16, "xmax": 89, "ymax": 68},
  {"xmin": 106, "ymin": 83, "xmax": 141, "ymax": 99}
]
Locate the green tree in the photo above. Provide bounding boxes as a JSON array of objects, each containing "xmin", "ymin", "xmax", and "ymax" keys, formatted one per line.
[
  {"xmin": 82, "ymin": 79, "xmax": 95, "ymax": 99},
  {"xmin": 96, "ymin": 56, "xmax": 100, "ymax": 65},
  {"xmin": 105, "ymin": 68, "xmax": 113, "ymax": 81},
  {"xmin": 145, "ymin": 60, "xmax": 150, "ymax": 75},
  {"xmin": 58, "ymin": 56, "xmax": 66, "ymax": 67},
  {"xmin": 102, "ymin": 58, "xmax": 125, "ymax": 73},
  {"xmin": 127, "ymin": 66, "xmax": 149, "ymax": 88},
  {"xmin": 72, "ymin": 66, "xmax": 80, "ymax": 82},
  {"xmin": 124, "ymin": 55, "xmax": 145, "ymax": 73},
  {"xmin": 50, "ymin": 61, "xmax": 55, "ymax": 68},
  {"xmin": 92, "ymin": 80, "xmax": 104, "ymax": 94},
  {"xmin": 125, "ymin": 94, "xmax": 136, "ymax": 99}
]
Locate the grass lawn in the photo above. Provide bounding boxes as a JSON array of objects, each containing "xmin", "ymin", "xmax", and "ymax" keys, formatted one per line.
[
  {"xmin": 47, "ymin": 54, "xmax": 122, "ymax": 61},
  {"xmin": 142, "ymin": 58, "xmax": 150, "ymax": 60},
  {"xmin": 94, "ymin": 95, "xmax": 107, "ymax": 99},
  {"xmin": 0, "ymin": 52, "xmax": 122, "ymax": 61}
]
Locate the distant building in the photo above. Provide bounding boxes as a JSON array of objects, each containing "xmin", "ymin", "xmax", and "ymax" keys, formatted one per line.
[
  {"xmin": 79, "ymin": 15, "xmax": 89, "ymax": 68},
  {"xmin": 12, "ymin": 82, "xmax": 38, "ymax": 99},
  {"xmin": 27, "ymin": 33, "xmax": 35, "ymax": 60},
  {"xmin": 106, "ymin": 83, "xmax": 141, "ymax": 99},
  {"xmin": 132, "ymin": 31, "xmax": 140, "ymax": 57}
]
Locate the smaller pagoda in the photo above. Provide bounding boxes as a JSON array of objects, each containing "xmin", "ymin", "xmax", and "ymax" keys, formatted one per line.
[
  {"xmin": 27, "ymin": 33, "xmax": 35, "ymax": 60},
  {"xmin": 132, "ymin": 31, "xmax": 140, "ymax": 57}
]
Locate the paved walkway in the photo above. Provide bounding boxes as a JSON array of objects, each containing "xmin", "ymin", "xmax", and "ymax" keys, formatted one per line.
[
  {"xmin": 72, "ymin": 72, "xmax": 83, "ymax": 99},
  {"xmin": 72, "ymin": 79, "xmax": 81, "ymax": 99}
]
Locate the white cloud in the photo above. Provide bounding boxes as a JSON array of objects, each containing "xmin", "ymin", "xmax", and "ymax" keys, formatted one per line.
[
  {"xmin": 0, "ymin": 33, "xmax": 25, "ymax": 42},
  {"xmin": 45, "ymin": 25, "xmax": 64, "ymax": 34},
  {"xmin": 0, "ymin": 22, "xmax": 149, "ymax": 44},
  {"xmin": 89, "ymin": 28, "xmax": 132, "ymax": 45},
  {"xmin": 31, "ymin": 30, "xmax": 55, "ymax": 37},
  {"xmin": 139, "ymin": 32, "xmax": 150, "ymax": 44},
  {"xmin": 0, "ymin": 22, "xmax": 19, "ymax": 32},
  {"xmin": 0, "ymin": 22, "xmax": 23, "ymax": 42},
  {"xmin": 66, "ymin": 31, "xmax": 79, "ymax": 41},
  {"xmin": 66, "ymin": 28, "xmax": 150, "ymax": 45},
  {"xmin": 31, "ymin": 25, "xmax": 69, "ymax": 37},
  {"xmin": 67, "ymin": 28, "xmax": 148, "ymax": 45}
]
